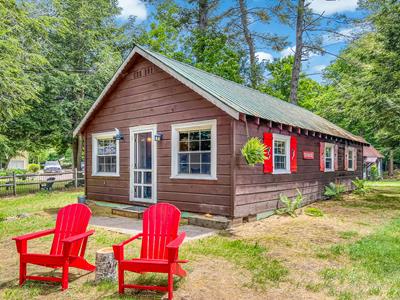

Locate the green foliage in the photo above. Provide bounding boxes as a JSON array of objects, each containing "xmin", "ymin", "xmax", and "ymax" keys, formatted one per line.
[
  {"xmin": 138, "ymin": 0, "xmax": 185, "ymax": 59},
  {"xmin": 339, "ymin": 231, "xmax": 358, "ymax": 240},
  {"xmin": 190, "ymin": 30, "xmax": 244, "ymax": 83},
  {"xmin": 241, "ymin": 137, "xmax": 267, "ymax": 166},
  {"xmin": 258, "ymin": 56, "xmax": 324, "ymax": 109},
  {"xmin": 304, "ymin": 207, "xmax": 324, "ymax": 217},
  {"xmin": 0, "ymin": 0, "xmax": 49, "ymax": 124},
  {"xmin": 313, "ymin": 2, "xmax": 400, "ymax": 158},
  {"xmin": 370, "ymin": 164, "xmax": 380, "ymax": 181},
  {"xmin": 0, "ymin": 169, "xmax": 28, "ymax": 176},
  {"xmin": 27, "ymin": 164, "xmax": 40, "ymax": 173},
  {"xmin": 275, "ymin": 189, "xmax": 304, "ymax": 217},
  {"xmin": 352, "ymin": 177, "xmax": 368, "ymax": 195},
  {"xmin": 324, "ymin": 182, "xmax": 346, "ymax": 200}
]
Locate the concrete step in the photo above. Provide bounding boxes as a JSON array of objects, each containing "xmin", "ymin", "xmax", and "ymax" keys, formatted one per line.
[
  {"xmin": 188, "ymin": 214, "xmax": 230, "ymax": 230},
  {"xmin": 111, "ymin": 206, "xmax": 146, "ymax": 219}
]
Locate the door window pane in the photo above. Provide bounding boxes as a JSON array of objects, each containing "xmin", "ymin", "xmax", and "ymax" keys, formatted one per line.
[
  {"xmin": 134, "ymin": 186, "xmax": 142, "ymax": 198},
  {"xmin": 143, "ymin": 171, "xmax": 152, "ymax": 184},
  {"xmin": 143, "ymin": 186, "xmax": 152, "ymax": 199},
  {"xmin": 137, "ymin": 132, "xmax": 152, "ymax": 169}
]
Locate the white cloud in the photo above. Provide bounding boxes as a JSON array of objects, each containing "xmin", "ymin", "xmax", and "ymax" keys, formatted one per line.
[
  {"xmin": 118, "ymin": 0, "xmax": 147, "ymax": 20},
  {"xmin": 255, "ymin": 51, "xmax": 273, "ymax": 62},
  {"xmin": 324, "ymin": 26, "xmax": 365, "ymax": 43},
  {"xmin": 312, "ymin": 64, "xmax": 326, "ymax": 72},
  {"xmin": 281, "ymin": 46, "xmax": 296, "ymax": 57},
  {"xmin": 308, "ymin": 0, "xmax": 358, "ymax": 15}
]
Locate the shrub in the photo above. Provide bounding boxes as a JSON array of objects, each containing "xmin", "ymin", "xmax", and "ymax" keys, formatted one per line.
[
  {"xmin": 241, "ymin": 137, "xmax": 267, "ymax": 166},
  {"xmin": 370, "ymin": 164, "xmax": 380, "ymax": 181},
  {"xmin": 305, "ymin": 207, "xmax": 324, "ymax": 217},
  {"xmin": 3, "ymin": 169, "xmax": 27, "ymax": 176},
  {"xmin": 27, "ymin": 163, "xmax": 40, "ymax": 173},
  {"xmin": 324, "ymin": 182, "xmax": 345, "ymax": 200},
  {"xmin": 352, "ymin": 177, "xmax": 368, "ymax": 195},
  {"xmin": 276, "ymin": 189, "xmax": 304, "ymax": 217}
]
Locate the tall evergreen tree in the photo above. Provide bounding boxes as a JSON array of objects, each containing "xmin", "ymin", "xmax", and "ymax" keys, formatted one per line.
[{"xmin": 35, "ymin": 0, "xmax": 139, "ymax": 170}]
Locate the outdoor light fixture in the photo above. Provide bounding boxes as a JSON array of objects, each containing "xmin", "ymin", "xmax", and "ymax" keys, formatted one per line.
[
  {"xmin": 114, "ymin": 128, "xmax": 124, "ymax": 141},
  {"xmin": 154, "ymin": 133, "xmax": 163, "ymax": 142}
]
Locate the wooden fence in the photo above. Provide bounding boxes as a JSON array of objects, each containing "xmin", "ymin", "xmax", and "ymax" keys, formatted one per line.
[{"xmin": 0, "ymin": 169, "xmax": 84, "ymax": 198}]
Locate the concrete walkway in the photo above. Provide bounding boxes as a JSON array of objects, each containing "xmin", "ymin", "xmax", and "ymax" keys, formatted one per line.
[{"xmin": 90, "ymin": 215, "xmax": 217, "ymax": 241}]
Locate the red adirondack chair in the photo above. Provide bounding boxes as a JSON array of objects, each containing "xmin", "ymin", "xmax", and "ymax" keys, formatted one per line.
[
  {"xmin": 113, "ymin": 203, "xmax": 187, "ymax": 300},
  {"xmin": 12, "ymin": 203, "xmax": 95, "ymax": 290}
]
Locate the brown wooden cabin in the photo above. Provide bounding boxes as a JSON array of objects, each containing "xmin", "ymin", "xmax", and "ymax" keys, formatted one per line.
[{"xmin": 74, "ymin": 45, "xmax": 367, "ymax": 220}]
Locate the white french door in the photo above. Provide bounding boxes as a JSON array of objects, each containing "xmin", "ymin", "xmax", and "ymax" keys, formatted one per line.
[{"xmin": 129, "ymin": 125, "xmax": 157, "ymax": 203}]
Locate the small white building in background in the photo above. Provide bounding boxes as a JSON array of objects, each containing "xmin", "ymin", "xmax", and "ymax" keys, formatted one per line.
[
  {"xmin": 363, "ymin": 145, "xmax": 384, "ymax": 179},
  {"xmin": 7, "ymin": 152, "xmax": 29, "ymax": 170}
]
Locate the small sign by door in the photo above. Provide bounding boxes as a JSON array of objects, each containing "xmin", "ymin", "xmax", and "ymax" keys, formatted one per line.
[{"xmin": 303, "ymin": 151, "xmax": 314, "ymax": 160}]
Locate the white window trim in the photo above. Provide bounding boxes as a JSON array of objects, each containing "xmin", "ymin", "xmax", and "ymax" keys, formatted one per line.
[
  {"xmin": 324, "ymin": 142, "xmax": 335, "ymax": 172},
  {"xmin": 92, "ymin": 131, "xmax": 120, "ymax": 177},
  {"xmin": 272, "ymin": 133, "xmax": 291, "ymax": 174},
  {"xmin": 171, "ymin": 119, "xmax": 217, "ymax": 180},
  {"xmin": 347, "ymin": 147, "xmax": 355, "ymax": 171}
]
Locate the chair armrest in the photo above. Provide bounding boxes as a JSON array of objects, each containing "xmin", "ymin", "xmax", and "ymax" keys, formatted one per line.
[
  {"xmin": 12, "ymin": 228, "xmax": 55, "ymax": 242},
  {"xmin": 61, "ymin": 230, "xmax": 95, "ymax": 257},
  {"xmin": 113, "ymin": 233, "xmax": 142, "ymax": 261},
  {"xmin": 167, "ymin": 232, "xmax": 186, "ymax": 249},
  {"xmin": 62, "ymin": 230, "xmax": 95, "ymax": 244},
  {"xmin": 12, "ymin": 228, "xmax": 55, "ymax": 254},
  {"xmin": 167, "ymin": 232, "xmax": 186, "ymax": 263}
]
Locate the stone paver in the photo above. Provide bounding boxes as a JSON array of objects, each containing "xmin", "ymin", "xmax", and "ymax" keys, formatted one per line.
[{"xmin": 90, "ymin": 215, "xmax": 217, "ymax": 241}]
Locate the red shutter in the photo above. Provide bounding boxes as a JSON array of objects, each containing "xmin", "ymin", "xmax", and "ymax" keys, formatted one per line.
[
  {"xmin": 320, "ymin": 142, "xmax": 325, "ymax": 171},
  {"xmin": 263, "ymin": 132, "xmax": 273, "ymax": 174},
  {"xmin": 334, "ymin": 144, "xmax": 339, "ymax": 171},
  {"xmin": 290, "ymin": 136, "xmax": 297, "ymax": 173},
  {"xmin": 344, "ymin": 145, "xmax": 349, "ymax": 171}
]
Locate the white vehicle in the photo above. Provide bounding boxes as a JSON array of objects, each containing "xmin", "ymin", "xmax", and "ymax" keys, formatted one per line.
[{"xmin": 43, "ymin": 161, "xmax": 62, "ymax": 173}]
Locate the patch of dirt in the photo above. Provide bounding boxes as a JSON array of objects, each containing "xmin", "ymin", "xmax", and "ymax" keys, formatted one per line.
[{"xmin": 174, "ymin": 258, "xmax": 265, "ymax": 300}]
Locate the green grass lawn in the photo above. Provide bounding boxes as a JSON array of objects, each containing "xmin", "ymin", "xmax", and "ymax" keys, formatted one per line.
[{"xmin": 1, "ymin": 182, "xmax": 400, "ymax": 299}]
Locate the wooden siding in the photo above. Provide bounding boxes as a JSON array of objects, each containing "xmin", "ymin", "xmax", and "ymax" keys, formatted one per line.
[
  {"xmin": 83, "ymin": 55, "xmax": 233, "ymax": 216},
  {"xmin": 233, "ymin": 119, "xmax": 363, "ymax": 217}
]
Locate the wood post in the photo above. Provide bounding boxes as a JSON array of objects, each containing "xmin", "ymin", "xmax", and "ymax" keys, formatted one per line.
[
  {"xmin": 13, "ymin": 172, "xmax": 17, "ymax": 196},
  {"xmin": 74, "ymin": 168, "xmax": 78, "ymax": 188},
  {"xmin": 95, "ymin": 247, "xmax": 117, "ymax": 282}
]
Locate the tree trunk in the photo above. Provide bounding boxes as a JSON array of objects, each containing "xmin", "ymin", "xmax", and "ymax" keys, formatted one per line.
[
  {"xmin": 198, "ymin": 0, "xmax": 209, "ymax": 31},
  {"xmin": 95, "ymin": 247, "xmax": 117, "ymax": 282},
  {"xmin": 238, "ymin": 0, "xmax": 257, "ymax": 88},
  {"xmin": 76, "ymin": 134, "xmax": 82, "ymax": 171},
  {"xmin": 71, "ymin": 135, "xmax": 82, "ymax": 172},
  {"xmin": 389, "ymin": 149, "xmax": 394, "ymax": 176},
  {"xmin": 195, "ymin": 0, "xmax": 210, "ymax": 62},
  {"xmin": 289, "ymin": 0, "xmax": 305, "ymax": 105}
]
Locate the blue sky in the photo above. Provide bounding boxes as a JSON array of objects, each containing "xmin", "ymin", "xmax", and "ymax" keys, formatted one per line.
[{"xmin": 116, "ymin": 0, "xmax": 366, "ymax": 82}]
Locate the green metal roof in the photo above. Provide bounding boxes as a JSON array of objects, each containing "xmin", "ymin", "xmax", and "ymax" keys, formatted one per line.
[{"xmin": 138, "ymin": 46, "xmax": 366, "ymax": 143}]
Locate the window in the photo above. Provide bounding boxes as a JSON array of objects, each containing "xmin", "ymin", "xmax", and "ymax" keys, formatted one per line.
[
  {"xmin": 92, "ymin": 132, "xmax": 119, "ymax": 176},
  {"xmin": 273, "ymin": 134, "xmax": 291, "ymax": 174},
  {"xmin": 171, "ymin": 120, "xmax": 217, "ymax": 180},
  {"xmin": 324, "ymin": 143, "xmax": 334, "ymax": 172},
  {"xmin": 348, "ymin": 147, "xmax": 354, "ymax": 171}
]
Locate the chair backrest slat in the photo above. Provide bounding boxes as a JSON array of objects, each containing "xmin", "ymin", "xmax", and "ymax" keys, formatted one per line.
[
  {"xmin": 140, "ymin": 203, "xmax": 181, "ymax": 260},
  {"xmin": 50, "ymin": 204, "xmax": 92, "ymax": 256}
]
